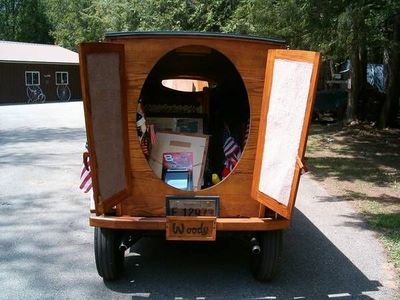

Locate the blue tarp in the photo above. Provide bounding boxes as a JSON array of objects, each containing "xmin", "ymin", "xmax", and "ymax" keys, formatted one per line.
[
  {"xmin": 339, "ymin": 60, "xmax": 385, "ymax": 93},
  {"xmin": 367, "ymin": 64, "xmax": 385, "ymax": 93}
]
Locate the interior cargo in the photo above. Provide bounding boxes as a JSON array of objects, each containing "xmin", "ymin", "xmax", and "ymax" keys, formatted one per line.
[{"xmin": 138, "ymin": 45, "xmax": 250, "ymax": 190}]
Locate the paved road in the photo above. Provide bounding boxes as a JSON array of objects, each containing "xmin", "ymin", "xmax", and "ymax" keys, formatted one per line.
[{"xmin": 0, "ymin": 102, "xmax": 397, "ymax": 299}]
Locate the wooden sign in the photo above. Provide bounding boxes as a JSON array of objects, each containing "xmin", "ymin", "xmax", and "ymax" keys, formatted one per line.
[{"xmin": 166, "ymin": 216, "xmax": 216, "ymax": 241}]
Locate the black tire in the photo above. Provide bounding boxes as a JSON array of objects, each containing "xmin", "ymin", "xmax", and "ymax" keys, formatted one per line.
[
  {"xmin": 251, "ymin": 230, "xmax": 283, "ymax": 281},
  {"xmin": 94, "ymin": 227, "xmax": 124, "ymax": 280}
]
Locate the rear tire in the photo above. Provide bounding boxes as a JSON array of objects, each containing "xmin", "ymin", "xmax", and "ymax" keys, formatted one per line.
[
  {"xmin": 251, "ymin": 230, "xmax": 283, "ymax": 281},
  {"xmin": 94, "ymin": 227, "xmax": 124, "ymax": 280}
]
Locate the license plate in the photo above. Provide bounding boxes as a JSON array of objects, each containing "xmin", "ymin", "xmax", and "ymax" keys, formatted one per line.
[
  {"xmin": 166, "ymin": 196, "xmax": 219, "ymax": 216},
  {"xmin": 166, "ymin": 216, "xmax": 216, "ymax": 241}
]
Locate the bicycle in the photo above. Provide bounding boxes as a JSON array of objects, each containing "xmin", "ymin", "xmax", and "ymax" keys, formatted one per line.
[
  {"xmin": 56, "ymin": 84, "xmax": 71, "ymax": 102},
  {"xmin": 26, "ymin": 86, "xmax": 46, "ymax": 104}
]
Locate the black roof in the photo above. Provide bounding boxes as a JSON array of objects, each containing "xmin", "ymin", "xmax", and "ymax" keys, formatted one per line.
[{"xmin": 105, "ymin": 31, "xmax": 286, "ymax": 45}]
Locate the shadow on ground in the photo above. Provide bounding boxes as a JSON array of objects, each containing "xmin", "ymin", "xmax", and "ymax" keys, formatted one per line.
[
  {"xmin": 0, "ymin": 127, "xmax": 85, "ymax": 145},
  {"xmin": 306, "ymin": 123, "xmax": 400, "ymax": 188},
  {"xmin": 0, "ymin": 104, "xmax": 390, "ymax": 299},
  {"xmin": 104, "ymin": 209, "xmax": 382, "ymax": 299}
]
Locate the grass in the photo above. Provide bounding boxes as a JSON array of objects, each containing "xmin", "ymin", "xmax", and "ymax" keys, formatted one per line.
[
  {"xmin": 364, "ymin": 206, "xmax": 400, "ymax": 270},
  {"xmin": 306, "ymin": 122, "xmax": 400, "ymax": 287}
]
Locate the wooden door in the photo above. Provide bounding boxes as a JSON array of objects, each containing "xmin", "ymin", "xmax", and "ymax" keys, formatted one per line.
[
  {"xmin": 252, "ymin": 50, "xmax": 320, "ymax": 219},
  {"xmin": 79, "ymin": 43, "xmax": 130, "ymax": 215}
]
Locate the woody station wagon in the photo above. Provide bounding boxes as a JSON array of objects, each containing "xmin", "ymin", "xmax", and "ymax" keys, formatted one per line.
[{"xmin": 79, "ymin": 31, "xmax": 320, "ymax": 281}]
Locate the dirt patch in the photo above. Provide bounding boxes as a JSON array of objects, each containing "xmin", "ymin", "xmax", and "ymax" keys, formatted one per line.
[
  {"xmin": 306, "ymin": 123, "xmax": 399, "ymax": 206},
  {"xmin": 305, "ymin": 122, "xmax": 400, "ymax": 287}
]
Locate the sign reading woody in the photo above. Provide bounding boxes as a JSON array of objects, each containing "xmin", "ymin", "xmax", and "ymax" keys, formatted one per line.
[{"xmin": 166, "ymin": 216, "xmax": 216, "ymax": 241}]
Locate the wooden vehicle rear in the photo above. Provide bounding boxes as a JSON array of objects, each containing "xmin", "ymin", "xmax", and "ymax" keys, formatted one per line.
[{"xmin": 79, "ymin": 32, "xmax": 320, "ymax": 281}]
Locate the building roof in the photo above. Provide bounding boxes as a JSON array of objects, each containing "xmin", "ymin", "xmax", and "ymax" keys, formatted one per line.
[
  {"xmin": 0, "ymin": 41, "xmax": 79, "ymax": 65},
  {"xmin": 105, "ymin": 31, "xmax": 286, "ymax": 45}
]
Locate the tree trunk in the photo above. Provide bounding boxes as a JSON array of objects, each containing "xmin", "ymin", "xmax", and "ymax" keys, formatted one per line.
[
  {"xmin": 329, "ymin": 59, "xmax": 335, "ymax": 79},
  {"xmin": 379, "ymin": 14, "xmax": 400, "ymax": 128},
  {"xmin": 357, "ymin": 4, "xmax": 368, "ymax": 120},
  {"xmin": 346, "ymin": 8, "xmax": 367, "ymax": 123},
  {"xmin": 346, "ymin": 46, "xmax": 360, "ymax": 123},
  {"xmin": 359, "ymin": 43, "xmax": 367, "ymax": 120},
  {"xmin": 379, "ymin": 49, "xmax": 391, "ymax": 128}
]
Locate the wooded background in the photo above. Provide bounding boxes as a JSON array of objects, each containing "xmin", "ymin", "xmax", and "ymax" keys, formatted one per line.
[{"xmin": 1, "ymin": 0, "xmax": 399, "ymax": 128}]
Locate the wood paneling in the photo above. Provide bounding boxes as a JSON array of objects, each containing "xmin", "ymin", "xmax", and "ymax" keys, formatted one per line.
[
  {"xmin": 251, "ymin": 50, "xmax": 321, "ymax": 219},
  {"xmin": 89, "ymin": 214, "xmax": 290, "ymax": 231},
  {"xmin": 104, "ymin": 36, "xmax": 286, "ymax": 218},
  {"xmin": 79, "ymin": 43, "xmax": 132, "ymax": 215}
]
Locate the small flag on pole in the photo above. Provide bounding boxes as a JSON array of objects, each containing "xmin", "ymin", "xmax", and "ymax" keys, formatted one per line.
[
  {"xmin": 222, "ymin": 130, "xmax": 242, "ymax": 179},
  {"xmin": 243, "ymin": 120, "xmax": 250, "ymax": 148},
  {"xmin": 79, "ymin": 157, "xmax": 92, "ymax": 193},
  {"xmin": 149, "ymin": 124, "xmax": 157, "ymax": 145}
]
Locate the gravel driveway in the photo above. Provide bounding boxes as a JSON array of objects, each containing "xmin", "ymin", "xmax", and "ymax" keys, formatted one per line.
[{"xmin": 0, "ymin": 102, "xmax": 396, "ymax": 299}]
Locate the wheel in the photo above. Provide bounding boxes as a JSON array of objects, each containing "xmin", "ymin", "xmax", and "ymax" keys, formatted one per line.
[
  {"xmin": 251, "ymin": 230, "xmax": 283, "ymax": 281},
  {"xmin": 26, "ymin": 86, "xmax": 37, "ymax": 103},
  {"xmin": 94, "ymin": 227, "xmax": 124, "ymax": 280},
  {"xmin": 57, "ymin": 85, "xmax": 71, "ymax": 101},
  {"xmin": 39, "ymin": 93, "xmax": 46, "ymax": 103}
]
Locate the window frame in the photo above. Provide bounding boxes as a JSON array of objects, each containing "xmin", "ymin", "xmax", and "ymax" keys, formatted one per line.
[
  {"xmin": 25, "ymin": 71, "xmax": 40, "ymax": 86},
  {"xmin": 55, "ymin": 71, "xmax": 69, "ymax": 85}
]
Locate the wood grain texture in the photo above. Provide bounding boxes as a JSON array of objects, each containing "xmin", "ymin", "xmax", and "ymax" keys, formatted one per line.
[
  {"xmin": 251, "ymin": 50, "xmax": 321, "ymax": 219},
  {"xmin": 102, "ymin": 36, "xmax": 285, "ymax": 218},
  {"xmin": 79, "ymin": 43, "xmax": 131, "ymax": 216},
  {"xmin": 166, "ymin": 216, "xmax": 216, "ymax": 241},
  {"xmin": 89, "ymin": 214, "xmax": 290, "ymax": 231}
]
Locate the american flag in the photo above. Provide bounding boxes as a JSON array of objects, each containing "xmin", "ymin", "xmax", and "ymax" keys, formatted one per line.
[
  {"xmin": 243, "ymin": 120, "xmax": 250, "ymax": 148},
  {"xmin": 140, "ymin": 137, "xmax": 150, "ymax": 156},
  {"xmin": 79, "ymin": 157, "xmax": 92, "ymax": 193},
  {"xmin": 148, "ymin": 124, "xmax": 157, "ymax": 145},
  {"xmin": 223, "ymin": 132, "xmax": 242, "ymax": 172}
]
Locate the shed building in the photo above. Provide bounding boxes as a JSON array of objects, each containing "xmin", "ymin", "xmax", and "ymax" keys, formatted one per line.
[{"xmin": 0, "ymin": 41, "xmax": 81, "ymax": 104}]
